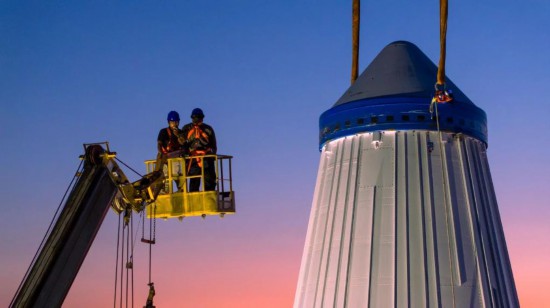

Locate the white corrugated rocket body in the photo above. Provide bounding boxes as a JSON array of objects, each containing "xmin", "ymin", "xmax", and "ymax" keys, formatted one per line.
[{"xmin": 294, "ymin": 41, "xmax": 518, "ymax": 307}]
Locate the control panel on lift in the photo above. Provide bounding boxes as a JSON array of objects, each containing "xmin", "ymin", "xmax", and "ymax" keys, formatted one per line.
[{"xmin": 144, "ymin": 154, "xmax": 235, "ymax": 219}]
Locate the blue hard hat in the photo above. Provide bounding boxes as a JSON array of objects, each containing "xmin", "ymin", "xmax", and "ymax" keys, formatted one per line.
[
  {"xmin": 167, "ymin": 111, "xmax": 180, "ymax": 122},
  {"xmin": 191, "ymin": 108, "xmax": 204, "ymax": 118}
]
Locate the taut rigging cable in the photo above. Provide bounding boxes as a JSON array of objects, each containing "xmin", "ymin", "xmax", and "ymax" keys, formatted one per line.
[
  {"xmin": 113, "ymin": 211, "xmax": 121, "ymax": 307},
  {"xmin": 116, "ymin": 155, "xmax": 157, "ymax": 307},
  {"xmin": 113, "ymin": 209, "xmax": 140, "ymax": 308},
  {"xmin": 115, "ymin": 157, "xmax": 143, "ymax": 177},
  {"xmin": 10, "ymin": 160, "xmax": 84, "ymax": 308},
  {"xmin": 437, "ymin": 0, "xmax": 449, "ymax": 87},
  {"xmin": 434, "ymin": 100, "xmax": 457, "ymax": 308},
  {"xmin": 111, "ymin": 156, "xmax": 146, "ymax": 308},
  {"xmin": 351, "ymin": 0, "xmax": 360, "ymax": 83}
]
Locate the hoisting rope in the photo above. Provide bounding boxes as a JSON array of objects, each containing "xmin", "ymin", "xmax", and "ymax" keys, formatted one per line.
[
  {"xmin": 116, "ymin": 155, "xmax": 158, "ymax": 307},
  {"xmin": 113, "ymin": 157, "xmax": 138, "ymax": 308},
  {"xmin": 141, "ymin": 201, "xmax": 157, "ymax": 307},
  {"xmin": 108, "ymin": 156, "xmax": 159, "ymax": 307},
  {"xmin": 125, "ymin": 211, "xmax": 134, "ymax": 308},
  {"xmin": 437, "ymin": 0, "xmax": 448, "ymax": 87},
  {"xmin": 111, "ymin": 156, "xmax": 159, "ymax": 308},
  {"xmin": 118, "ymin": 211, "xmax": 125, "ymax": 307},
  {"xmin": 114, "ymin": 208, "xmax": 141, "ymax": 308},
  {"xmin": 433, "ymin": 102, "xmax": 457, "ymax": 308},
  {"xmin": 145, "ymin": 204, "xmax": 157, "ymax": 307},
  {"xmin": 10, "ymin": 160, "xmax": 84, "ymax": 308},
  {"xmin": 114, "ymin": 209, "xmax": 154, "ymax": 308},
  {"xmin": 146, "ymin": 204, "xmax": 156, "ymax": 278},
  {"xmin": 431, "ymin": 0, "xmax": 453, "ymax": 112},
  {"xmin": 115, "ymin": 157, "xmax": 143, "ymax": 177},
  {"xmin": 433, "ymin": 1, "xmax": 456, "ymax": 307},
  {"xmin": 351, "ymin": 0, "xmax": 360, "ymax": 84},
  {"xmin": 113, "ymin": 210, "xmax": 121, "ymax": 307}
]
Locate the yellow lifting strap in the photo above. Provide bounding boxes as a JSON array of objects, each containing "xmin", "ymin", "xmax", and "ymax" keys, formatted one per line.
[
  {"xmin": 351, "ymin": 0, "xmax": 360, "ymax": 84},
  {"xmin": 437, "ymin": 0, "xmax": 448, "ymax": 86},
  {"xmin": 432, "ymin": 0, "xmax": 453, "ymax": 106}
]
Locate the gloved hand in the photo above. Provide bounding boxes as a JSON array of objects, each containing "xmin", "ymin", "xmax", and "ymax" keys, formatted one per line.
[{"xmin": 171, "ymin": 127, "xmax": 182, "ymax": 136}]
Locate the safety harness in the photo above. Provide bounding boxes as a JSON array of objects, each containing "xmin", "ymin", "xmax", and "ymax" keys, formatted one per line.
[
  {"xmin": 186, "ymin": 124, "xmax": 212, "ymax": 172},
  {"xmin": 161, "ymin": 128, "xmax": 181, "ymax": 154}
]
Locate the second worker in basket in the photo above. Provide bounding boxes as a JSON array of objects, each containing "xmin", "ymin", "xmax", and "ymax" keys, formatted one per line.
[{"xmin": 181, "ymin": 108, "xmax": 217, "ymax": 192}]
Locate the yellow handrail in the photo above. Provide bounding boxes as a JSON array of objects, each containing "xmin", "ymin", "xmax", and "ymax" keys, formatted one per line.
[{"xmin": 144, "ymin": 154, "xmax": 235, "ymax": 219}]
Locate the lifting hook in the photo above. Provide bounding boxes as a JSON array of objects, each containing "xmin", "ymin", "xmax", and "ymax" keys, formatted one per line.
[{"xmin": 144, "ymin": 282, "xmax": 156, "ymax": 308}]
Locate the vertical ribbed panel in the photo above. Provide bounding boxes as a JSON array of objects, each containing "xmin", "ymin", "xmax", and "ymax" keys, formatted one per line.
[{"xmin": 294, "ymin": 131, "xmax": 519, "ymax": 308}]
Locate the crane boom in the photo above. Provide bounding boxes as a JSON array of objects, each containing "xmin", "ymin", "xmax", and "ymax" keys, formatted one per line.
[
  {"xmin": 11, "ymin": 142, "xmax": 236, "ymax": 307},
  {"xmin": 10, "ymin": 144, "xmax": 160, "ymax": 308}
]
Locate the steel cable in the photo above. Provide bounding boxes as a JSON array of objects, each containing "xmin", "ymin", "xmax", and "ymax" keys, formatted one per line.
[
  {"xmin": 115, "ymin": 157, "xmax": 143, "ymax": 178},
  {"xmin": 437, "ymin": 0, "xmax": 449, "ymax": 86},
  {"xmin": 113, "ymin": 213, "xmax": 122, "ymax": 308},
  {"xmin": 10, "ymin": 160, "xmax": 84, "ymax": 307}
]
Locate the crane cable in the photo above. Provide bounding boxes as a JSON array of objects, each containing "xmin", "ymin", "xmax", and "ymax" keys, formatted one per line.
[
  {"xmin": 351, "ymin": 0, "xmax": 360, "ymax": 84},
  {"xmin": 113, "ymin": 210, "xmax": 121, "ymax": 307},
  {"xmin": 113, "ymin": 209, "xmax": 153, "ymax": 308},
  {"xmin": 115, "ymin": 157, "xmax": 143, "ymax": 177},
  {"xmin": 10, "ymin": 160, "xmax": 84, "ymax": 307},
  {"xmin": 436, "ymin": 2, "xmax": 486, "ymax": 305},
  {"xmin": 111, "ymin": 157, "xmax": 157, "ymax": 308},
  {"xmin": 437, "ymin": 0, "xmax": 448, "ymax": 87},
  {"xmin": 434, "ymin": 102, "xmax": 457, "ymax": 308},
  {"xmin": 431, "ymin": 0, "xmax": 453, "ymax": 113},
  {"xmin": 116, "ymin": 155, "xmax": 157, "ymax": 307},
  {"xmin": 433, "ymin": 1, "xmax": 457, "ymax": 307},
  {"xmin": 143, "ymin": 204, "xmax": 157, "ymax": 308},
  {"xmin": 114, "ymin": 208, "xmax": 146, "ymax": 307},
  {"xmin": 125, "ymin": 212, "xmax": 135, "ymax": 308}
]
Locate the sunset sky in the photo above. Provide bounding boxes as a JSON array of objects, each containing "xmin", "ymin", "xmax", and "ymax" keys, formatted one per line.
[{"xmin": 1, "ymin": 1, "xmax": 549, "ymax": 307}]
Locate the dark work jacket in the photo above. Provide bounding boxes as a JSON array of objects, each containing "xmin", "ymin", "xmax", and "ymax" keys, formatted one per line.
[
  {"xmin": 181, "ymin": 122, "xmax": 217, "ymax": 155},
  {"xmin": 157, "ymin": 127, "xmax": 183, "ymax": 154}
]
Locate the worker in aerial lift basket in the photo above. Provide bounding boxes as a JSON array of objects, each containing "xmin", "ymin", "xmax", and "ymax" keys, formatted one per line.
[
  {"xmin": 155, "ymin": 110, "xmax": 185, "ymax": 191},
  {"xmin": 181, "ymin": 108, "xmax": 217, "ymax": 192}
]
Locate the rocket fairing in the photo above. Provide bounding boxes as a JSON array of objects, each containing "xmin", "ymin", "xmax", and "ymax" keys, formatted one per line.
[{"xmin": 294, "ymin": 41, "xmax": 518, "ymax": 307}]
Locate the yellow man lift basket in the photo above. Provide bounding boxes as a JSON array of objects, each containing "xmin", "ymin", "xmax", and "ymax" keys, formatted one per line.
[{"xmin": 144, "ymin": 154, "xmax": 235, "ymax": 219}]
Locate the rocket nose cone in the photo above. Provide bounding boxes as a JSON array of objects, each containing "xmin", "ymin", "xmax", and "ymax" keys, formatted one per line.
[
  {"xmin": 319, "ymin": 41, "xmax": 487, "ymax": 150},
  {"xmin": 335, "ymin": 40, "xmax": 472, "ymax": 106}
]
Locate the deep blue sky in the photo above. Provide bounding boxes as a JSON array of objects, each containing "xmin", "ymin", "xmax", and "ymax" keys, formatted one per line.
[{"xmin": 1, "ymin": 1, "xmax": 549, "ymax": 306}]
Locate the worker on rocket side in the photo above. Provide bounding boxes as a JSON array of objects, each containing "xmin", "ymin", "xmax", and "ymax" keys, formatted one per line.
[{"xmin": 180, "ymin": 108, "xmax": 217, "ymax": 192}]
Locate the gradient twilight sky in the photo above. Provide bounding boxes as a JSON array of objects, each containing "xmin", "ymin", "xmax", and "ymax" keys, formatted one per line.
[{"xmin": 1, "ymin": 1, "xmax": 549, "ymax": 307}]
